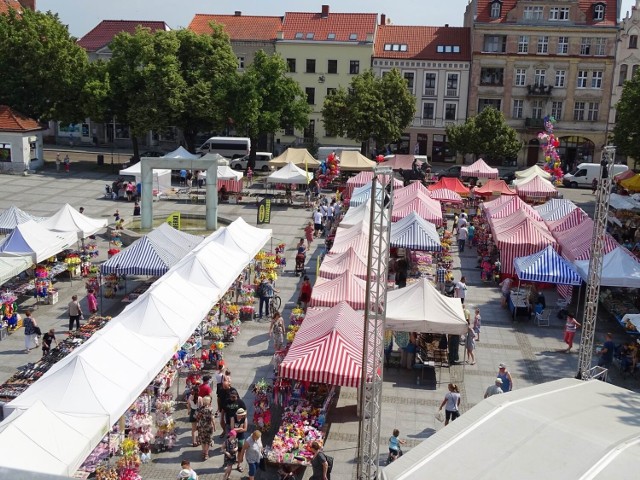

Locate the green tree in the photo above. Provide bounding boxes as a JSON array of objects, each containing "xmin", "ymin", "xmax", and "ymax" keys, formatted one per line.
[
  {"xmin": 228, "ymin": 50, "xmax": 310, "ymax": 167},
  {"xmin": 321, "ymin": 69, "xmax": 415, "ymax": 152},
  {"xmin": 612, "ymin": 72, "xmax": 640, "ymax": 168},
  {"xmin": 0, "ymin": 9, "xmax": 89, "ymax": 122},
  {"xmin": 447, "ymin": 107, "xmax": 521, "ymax": 162}
]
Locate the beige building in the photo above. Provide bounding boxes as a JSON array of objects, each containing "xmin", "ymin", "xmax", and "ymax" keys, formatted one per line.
[
  {"xmin": 275, "ymin": 5, "xmax": 378, "ymax": 150},
  {"xmin": 465, "ymin": 0, "xmax": 618, "ymax": 168},
  {"xmin": 372, "ymin": 23, "xmax": 471, "ymax": 160}
]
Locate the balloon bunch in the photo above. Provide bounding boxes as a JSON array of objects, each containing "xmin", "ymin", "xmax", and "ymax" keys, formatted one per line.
[
  {"xmin": 317, "ymin": 151, "xmax": 340, "ymax": 188},
  {"xmin": 537, "ymin": 116, "xmax": 564, "ymax": 185}
]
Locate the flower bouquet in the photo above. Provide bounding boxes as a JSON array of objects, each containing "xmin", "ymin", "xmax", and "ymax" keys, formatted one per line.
[
  {"xmin": 286, "ymin": 324, "xmax": 300, "ymax": 344},
  {"xmin": 209, "ymin": 326, "xmax": 224, "ymax": 341},
  {"xmin": 290, "ymin": 307, "xmax": 305, "ymax": 326}
]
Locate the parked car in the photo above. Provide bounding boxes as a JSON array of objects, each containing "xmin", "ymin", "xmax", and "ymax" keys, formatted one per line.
[
  {"xmin": 436, "ymin": 165, "xmax": 462, "ymax": 179},
  {"xmin": 498, "ymin": 168, "xmax": 517, "ymax": 185},
  {"xmin": 230, "ymin": 152, "xmax": 274, "ymax": 172},
  {"xmin": 129, "ymin": 150, "xmax": 164, "ymax": 163}
]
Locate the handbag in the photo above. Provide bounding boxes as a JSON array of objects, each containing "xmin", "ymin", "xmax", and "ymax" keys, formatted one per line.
[
  {"xmin": 435, "ymin": 410, "xmax": 445, "ymax": 423},
  {"xmin": 258, "ymin": 457, "xmax": 266, "ymax": 471}
]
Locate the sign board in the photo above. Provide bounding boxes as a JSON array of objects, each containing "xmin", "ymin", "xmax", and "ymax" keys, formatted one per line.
[
  {"xmin": 257, "ymin": 198, "xmax": 272, "ymax": 224},
  {"xmin": 166, "ymin": 211, "xmax": 181, "ymax": 230}
]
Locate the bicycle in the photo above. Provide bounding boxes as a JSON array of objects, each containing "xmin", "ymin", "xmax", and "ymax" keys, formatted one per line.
[{"xmin": 270, "ymin": 295, "xmax": 282, "ymax": 313}]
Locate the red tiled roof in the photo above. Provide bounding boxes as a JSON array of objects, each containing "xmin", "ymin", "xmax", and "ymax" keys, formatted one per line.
[
  {"xmin": 77, "ymin": 20, "xmax": 170, "ymax": 52},
  {"xmin": 373, "ymin": 25, "xmax": 471, "ymax": 61},
  {"xmin": 0, "ymin": 0, "xmax": 22, "ymax": 14},
  {"xmin": 281, "ymin": 11, "xmax": 377, "ymax": 42},
  {"xmin": 0, "ymin": 105, "xmax": 43, "ymax": 132},
  {"xmin": 188, "ymin": 14, "xmax": 282, "ymax": 41},
  {"xmin": 475, "ymin": 0, "xmax": 617, "ymax": 26}
]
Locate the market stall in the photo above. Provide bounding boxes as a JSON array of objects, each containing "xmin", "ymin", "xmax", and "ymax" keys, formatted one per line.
[
  {"xmin": 379, "ymin": 154, "xmax": 418, "ymax": 171},
  {"xmin": 514, "ymin": 164, "xmax": 551, "ymax": 180},
  {"xmin": 460, "ymin": 159, "xmax": 498, "ymax": 179},
  {"xmin": 0, "ymin": 206, "xmax": 46, "ymax": 235},
  {"xmin": 266, "ymin": 162, "xmax": 313, "ymax": 185},
  {"xmin": 394, "ymin": 181, "xmax": 432, "ymax": 199},
  {"xmin": 392, "ymin": 192, "xmax": 443, "ymax": 225},
  {"xmin": 0, "ymin": 220, "xmax": 77, "ymax": 263},
  {"xmin": 494, "ymin": 219, "xmax": 557, "ymax": 277},
  {"xmin": 269, "ymin": 148, "xmax": 320, "ymax": 168},
  {"xmin": 535, "ymin": 198, "xmax": 578, "ymax": 222},
  {"xmin": 473, "ymin": 180, "xmax": 516, "ymax": 198},
  {"xmin": 620, "ymin": 173, "xmax": 640, "ymax": 192},
  {"xmin": 427, "ymin": 188, "xmax": 463, "ymax": 204},
  {"xmin": 0, "ymin": 256, "xmax": 32, "ymax": 286},
  {"xmin": 338, "ymin": 150, "xmax": 376, "ymax": 171},
  {"xmin": 344, "ymin": 172, "xmax": 402, "ymax": 198},
  {"xmin": 574, "ymin": 246, "xmax": 640, "ymax": 288},
  {"xmin": 483, "ymin": 196, "xmax": 543, "ymax": 223},
  {"xmin": 119, "ymin": 163, "xmax": 171, "ymax": 194},
  {"xmin": 428, "ymin": 177, "xmax": 470, "ymax": 196},
  {"xmin": 609, "ymin": 193, "xmax": 640, "ymax": 212},
  {"xmin": 555, "ymin": 219, "xmax": 617, "ymax": 262},
  {"xmin": 162, "ymin": 146, "xmax": 200, "ymax": 160},
  {"xmin": 515, "ymin": 175, "xmax": 559, "ymax": 202},
  {"xmin": 339, "ymin": 202, "xmax": 371, "ymax": 228},
  {"xmin": 318, "ymin": 247, "xmax": 370, "ymax": 280},
  {"xmin": 309, "ymin": 272, "xmax": 368, "ymax": 310},
  {"xmin": 390, "ymin": 211, "xmax": 442, "ymax": 251},
  {"xmin": 198, "ymin": 163, "xmax": 244, "ymax": 193},
  {"xmin": 327, "ymin": 225, "xmax": 369, "ymax": 255},
  {"xmin": 513, "ymin": 245, "xmax": 582, "ymax": 286},
  {"xmin": 39, "ymin": 204, "xmax": 108, "ymax": 239},
  {"xmin": 545, "ymin": 208, "xmax": 588, "ymax": 234},
  {"xmin": 614, "ymin": 169, "xmax": 636, "ymax": 183}
]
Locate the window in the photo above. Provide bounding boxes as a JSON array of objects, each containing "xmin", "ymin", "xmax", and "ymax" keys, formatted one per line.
[
  {"xmin": 237, "ymin": 56, "xmax": 245, "ymax": 69},
  {"xmin": 478, "ymin": 98, "xmax": 501, "ymax": 113},
  {"xmin": 349, "ymin": 33, "xmax": 358, "ymax": 40},
  {"xmin": 518, "ymin": 35, "xmax": 529, "ymax": 53},
  {"xmin": 306, "ymin": 59, "xmax": 316, "ymax": 73},
  {"xmin": 580, "ymin": 37, "xmax": 592, "ymax": 55},
  {"xmin": 286, "ymin": 58, "xmax": 296, "ymax": 73},
  {"xmin": 326, "ymin": 88, "xmax": 336, "ymax": 96},
  {"xmin": 327, "ymin": 59, "xmax": 337, "ymax": 74},
  {"xmin": 349, "ymin": 60, "xmax": 360, "ymax": 74},
  {"xmin": 303, "ymin": 120, "xmax": 315, "ymax": 142},
  {"xmin": 549, "ymin": 7, "xmax": 570, "ymax": 21},
  {"xmin": 483, "ymin": 35, "xmax": 506, "ymax": 53},
  {"xmin": 555, "ymin": 70, "xmax": 566, "ymax": 88},
  {"xmin": 444, "ymin": 103, "xmax": 457, "ymax": 120},
  {"xmin": 534, "ymin": 69, "xmax": 546, "ymax": 86},
  {"xmin": 384, "ymin": 43, "xmax": 408, "ymax": 51},
  {"xmin": 591, "ymin": 71, "xmax": 603, "ymax": 89},
  {"xmin": 515, "ymin": 68, "xmax": 527, "ymax": 86},
  {"xmin": 480, "ymin": 67, "xmax": 504, "ymax": 86},
  {"xmin": 327, "ymin": 33, "xmax": 336, "ymax": 40},
  {"xmin": 593, "ymin": 4, "xmax": 605, "ymax": 21},
  {"xmin": 634, "ymin": 65, "xmax": 640, "ymax": 78},
  {"xmin": 404, "ymin": 72, "xmax": 415, "ymax": 93},
  {"xmin": 424, "ymin": 73, "xmax": 437, "ymax": 95},
  {"xmin": 619, "ymin": 64, "xmax": 628, "ymax": 86},
  {"xmin": 306, "ymin": 32, "xmax": 314, "ymax": 39},
  {"xmin": 630, "ymin": 35, "xmax": 638, "ymax": 49},
  {"xmin": 422, "ymin": 102, "xmax": 435, "ymax": 120},
  {"xmin": 295, "ymin": 32, "xmax": 303, "ymax": 39},
  {"xmin": 437, "ymin": 45, "xmax": 461, "ymax": 53},
  {"xmin": 513, "ymin": 99, "xmax": 524, "ymax": 119},
  {"xmin": 557, "ymin": 36, "xmax": 569, "ymax": 54},
  {"xmin": 573, "ymin": 101, "xmax": 585, "ymax": 121},
  {"xmin": 587, "ymin": 102, "xmax": 599, "ymax": 121},
  {"xmin": 577, "ymin": 70, "xmax": 588, "ymax": 88},
  {"xmin": 447, "ymin": 73, "xmax": 459, "ymax": 94},
  {"xmin": 594, "ymin": 38, "xmax": 606, "ymax": 56},
  {"xmin": 531, "ymin": 99, "xmax": 544, "ymax": 119},
  {"xmin": 523, "ymin": 6, "xmax": 544, "ymax": 20},
  {"xmin": 551, "ymin": 101, "xmax": 563, "ymax": 120},
  {"xmin": 305, "ymin": 87, "xmax": 315, "ymax": 105},
  {"xmin": 284, "ymin": 124, "xmax": 295, "ymax": 136},
  {"xmin": 537, "ymin": 36, "xmax": 549, "ymax": 54},
  {"xmin": 490, "ymin": 1, "xmax": 501, "ymax": 18}
]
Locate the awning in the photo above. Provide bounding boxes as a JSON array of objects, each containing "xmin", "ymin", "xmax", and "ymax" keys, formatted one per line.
[
  {"xmin": 0, "ymin": 206, "xmax": 46, "ymax": 234},
  {"xmin": 428, "ymin": 188, "xmax": 463, "ymax": 204},
  {"xmin": 390, "ymin": 211, "xmax": 442, "ymax": 251},
  {"xmin": 0, "ymin": 220, "xmax": 76, "ymax": 263},
  {"xmin": 460, "ymin": 159, "xmax": 499, "ymax": 179},
  {"xmin": 338, "ymin": 150, "xmax": 376, "ymax": 171},
  {"xmin": 534, "ymin": 198, "xmax": 578, "ymax": 221},
  {"xmin": 514, "ymin": 245, "xmax": 582, "ymax": 285},
  {"xmin": 39, "ymin": 204, "xmax": 108, "ymax": 239},
  {"xmin": 269, "ymin": 148, "xmax": 320, "ymax": 168},
  {"xmin": 428, "ymin": 177, "xmax": 470, "ymax": 195},
  {"xmin": 310, "ymin": 272, "xmax": 368, "ymax": 310},
  {"xmin": 319, "ymin": 247, "xmax": 370, "ymax": 280},
  {"xmin": 0, "ymin": 256, "xmax": 33, "ymax": 286},
  {"xmin": 266, "ymin": 162, "xmax": 312, "ymax": 184},
  {"xmin": 574, "ymin": 246, "xmax": 640, "ymax": 287}
]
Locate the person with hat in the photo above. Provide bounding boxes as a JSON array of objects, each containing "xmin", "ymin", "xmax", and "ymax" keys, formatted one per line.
[
  {"xmin": 221, "ymin": 388, "xmax": 247, "ymax": 438},
  {"xmin": 484, "ymin": 378, "xmax": 504, "ymax": 398},
  {"xmin": 222, "ymin": 430, "xmax": 239, "ymax": 480},
  {"xmin": 177, "ymin": 459, "xmax": 198, "ymax": 479},
  {"xmin": 496, "ymin": 363, "xmax": 513, "ymax": 392},
  {"xmin": 230, "ymin": 407, "xmax": 248, "ymax": 472}
]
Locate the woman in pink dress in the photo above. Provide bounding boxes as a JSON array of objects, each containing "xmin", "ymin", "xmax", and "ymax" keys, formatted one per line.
[
  {"xmin": 87, "ymin": 289, "xmax": 98, "ymax": 315},
  {"xmin": 304, "ymin": 221, "xmax": 314, "ymax": 249}
]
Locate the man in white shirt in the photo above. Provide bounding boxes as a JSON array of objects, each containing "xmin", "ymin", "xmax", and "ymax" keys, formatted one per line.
[
  {"xmin": 457, "ymin": 225, "xmax": 468, "ymax": 253},
  {"xmin": 455, "ymin": 276, "xmax": 467, "ymax": 304},
  {"xmin": 484, "ymin": 378, "xmax": 504, "ymax": 399},
  {"xmin": 313, "ymin": 208, "xmax": 323, "ymax": 238}
]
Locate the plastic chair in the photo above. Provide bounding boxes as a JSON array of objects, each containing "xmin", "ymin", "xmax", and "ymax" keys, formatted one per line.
[{"xmin": 535, "ymin": 311, "xmax": 550, "ymax": 327}]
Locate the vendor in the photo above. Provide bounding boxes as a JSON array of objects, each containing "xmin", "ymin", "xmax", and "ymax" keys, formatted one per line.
[{"xmin": 218, "ymin": 186, "xmax": 228, "ymax": 203}]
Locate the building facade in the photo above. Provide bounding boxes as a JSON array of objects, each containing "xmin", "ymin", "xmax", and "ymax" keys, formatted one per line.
[
  {"xmin": 274, "ymin": 5, "xmax": 378, "ymax": 150},
  {"xmin": 372, "ymin": 23, "xmax": 471, "ymax": 160},
  {"xmin": 465, "ymin": 0, "xmax": 618, "ymax": 168}
]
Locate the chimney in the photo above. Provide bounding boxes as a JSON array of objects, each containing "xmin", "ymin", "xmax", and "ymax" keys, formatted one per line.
[
  {"xmin": 445, "ymin": 23, "xmax": 449, "ymax": 27},
  {"xmin": 18, "ymin": 0, "xmax": 36, "ymax": 10},
  {"xmin": 321, "ymin": 5, "xmax": 330, "ymax": 18},
  {"xmin": 380, "ymin": 14, "xmax": 386, "ymax": 26},
  {"xmin": 234, "ymin": 11, "xmax": 241, "ymax": 16}
]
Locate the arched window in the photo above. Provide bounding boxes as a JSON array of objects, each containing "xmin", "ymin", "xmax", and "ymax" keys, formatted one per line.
[
  {"xmin": 619, "ymin": 64, "xmax": 628, "ymax": 86},
  {"xmin": 490, "ymin": 1, "xmax": 501, "ymax": 19},
  {"xmin": 633, "ymin": 64, "xmax": 640, "ymax": 78},
  {"xmin": 593, "ymin": 4, "xmax": 605, "ymax": 21}
]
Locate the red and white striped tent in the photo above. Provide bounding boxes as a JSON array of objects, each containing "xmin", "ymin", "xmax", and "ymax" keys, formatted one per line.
[
  {"xmin": 428, "ymin": 177, "xmax": 470, "ymax": 196},
  {"xmin": 495, "ymin": 221, "xmax": 558, "ymax": 276},
  {"xmin": 473, "ymin": 179, "xmax": 517, "ymax": 197},
  {"xmin": 515, "ymin": 175, "xmax": 558, "ymax": 200},
  {"xmin": 330, "ymin": 224, "xmax": 369, "ymax": 256},
  {"xmin": 428, "ymin": 188, "xmax": 463, "ymax": 204},
  {"xmin": 461, "ymin": 159, "xmax": 499, "ymax": 179},
  {"xmin": 392, "ymin": 191, "xmax": 443, "ymax": 225},
  {"xmin": 319, "ymin": 247, "xmax": 371, "ymax": 280},
  {"xmin": 344, "ymin": 172, "xmax": 403, "ymax": 197},
  {"xmin": 483, "ymin": 196, "xmax": 543, "ymax": 222},
  {"xmin": 278, "ymin": 302, "xmax": 365, "ymax": 387},
  {"xmin": 490, "ymin": 210, "xmax": 548, "ymax": 236},
  {"xmin": 546, "ymin": 208, "xmax": 588, "ymax": 234},
  {"xmin": 394, "ymin": 181, "xmax": 431, "ymax": 199},
  {"xmin": 534, "ymin": 198, "xmax": 578, "ymax": 221},
  {"xmin": 556, "ymin": 219, "xmax": 618, "ymax": 262},
  {"xmin": 310, "ymin": 271, "xmax": 368, "ymax": 310}
]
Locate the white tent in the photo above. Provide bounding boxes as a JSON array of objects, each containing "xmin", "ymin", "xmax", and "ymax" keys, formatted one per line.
[
  {"xmin": 0, "ymin": 206, "xmax": 45, "ymax": 234},
  {"xmin": 0, "ymin": 256, "xmax": 33, "ymax": 286},
  {"xmin": 0, "ymin": 220, "xmax": 76, "ymax": 263},
  {"xmin": 266, "ymin": 162, "xmax": 312, "ymax": 184},
  {"xmin": 340, "ymin": 202, "xmax": 371, "ymax": 228},
  {"xmin": 574, "ymin": 246, "xmax": 640, "ymax": 287},
  {"xmin": 381, "ymin": 378, "xmax": 640, "ymax": 480},
  {"xmin": 39, "ymin": 204, "xmax": 108, "ymax": 239},
  {"xmin": 0, "ymin": 401, "xmax": 109, "ymax": 477},
  {"xmin": 385, "ymin": 278, "xmax": 467, "ymax": 334},
  {"xmin": 513, "ymin": 171, "xmax": 555, "ymax": 187},
  {"xmin": 514, "ymin": 165, "xmax": 551, "ymax": 180},
  {"xmin": 119, "ymin": 162, "xmax": 171, "ymax": 192},
  {"xmin": 162, "ymin": 146, "xmax": 200, "ymax": 159}
]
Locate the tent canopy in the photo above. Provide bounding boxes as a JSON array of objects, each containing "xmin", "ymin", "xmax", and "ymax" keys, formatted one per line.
[
  {"xmin": 310, "ymin": 271, "xmax": 368, "ymax": 310},
  {"xmin": 279, "ymin": 302, "xmax": 365, "ymax": 387},
  {"xmin": 392, "ymin": 191, "xmax": 443, "ymax": 225},
  {"xmin": 514, "ymin": 245, "xmax": 582, "ymax": 285},
  {"xmin": 269, "ymin": 148, "xmax": 320, "ymax": 168},
  {"xmin": 0, "ymin": 220, "xmax": 76, "ymax": 263},
  {"xmin": 473, "ymin": 179, "xmax": 516, "ymax": 197},
  {"xmin": 534, "ymin": 198, "xmax": 578, "ymax": 221},
  {"xmin": 394, "ymin": 181, "xmax": 432, "ymax": 199},
  {"xmin": 546, "ymin": 208, "xmax": 587, "ymax": 233},
  {"xmin": 575, "ymin": 246, "xmax": 640, "ymax": 287},
  {"xmin": 390, "ymin": 211, "xmax": 442, "ymax": 251},
  {"xmin": 119, "ymin": 163, "xmax": 171, "ymax": 192},
  {"xmin": 0, "ymin": 255, "xmax": 33, "ymax": 286},
  {"xmin": 329, "ymin": 225, "xmax": 369, "ymax": 255},
  {"xmin": 338, "ymin": 150, "xmax": 376, "ymax": 171},
  {"xmin": 460, "ymin": 159, "xmax": 499, "ymax": 179},
  {"xmin": 515, "ymin": 175, "xmax": 558, "ymax": 198},
  {"xmin": 428, "ymin": 188, "xmax": 463, "ymax": 204},
  {"xmin": 484, "ymin": 196, "xmax": 543, "ymax": 222},
  {"xmin": 609, "ymin": 193, "xmax": 640, "ymax": 211},
  {"xmin": 266, "ymin": 162, "xmax": 313, "ymax": 184},
  {"xmin": 514, "ymin": 164, "xmax": 551, "ymax": 180},
  {"xmin": 614, "ymin": 169, "xmax": 636, "ymax": 183},
  {"xmin": 379, "ymin": 154, "xmax": 418, "ymax": 171},
  {"xmin": 428, "ymin": 177, "xmax": 470, "ymax": 195},
  {"xmin": 162, "ymin": 146, "xmax": 200, "ymax": 159},
  {"xmin": 0, "ymin": 206, "xmax": 45, "ymax": 234},
  {"xmin": 339, "ymin": 202, "xmax": 371, "ymax": 228},
  {"xmin": 319, "ymin": 247, "xmax": 370, "ymax": 280},
  {"xmin": 40, "ymin": 204, "xmax": 107, "ymax": 239},
  {"xmin": 381, "ymin": 378, "xmax": 640, "ymax": 480},
  {"xmin": 385, "ymin": 278, "xmax": 467, "ymax": 334},
  {"xmin": 620, "ymin": 174, "xmax": 640, "ymax": 192},
  {"xmin": 556, "ymin": 219, "xmax": 617, "ymax": 262}
]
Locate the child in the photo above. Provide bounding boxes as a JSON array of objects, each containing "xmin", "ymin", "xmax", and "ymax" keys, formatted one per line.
[
  {"xmin": 222, "ymin": 430, "xmax": 238, "ymax": 480},
  {"xmin": 113, "ymin": 209, "xmax": 121, "ymax": 222},
  {"xmin": 387, "ymin": 429, "xmax": 406, "ymax": 463},
  {"xmin": 246, "ymin": 167, "xmax": 253, "ymax": 186}
]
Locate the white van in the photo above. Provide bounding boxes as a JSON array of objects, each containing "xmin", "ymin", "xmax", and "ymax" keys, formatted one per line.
[
  {"xmin": 562, "ymin": 163, "xmax": 629, "ymax": 188},
  {"xmin": 316, "ymin": 146, "xmax": 362, "ymax": 160},
  {"xmin": 196, "ymin": 136, "xmax": 251, "ymax": 158},
  {"xmin": 230, "ymin": 152, "xmax": 274, "ymax": 171}
]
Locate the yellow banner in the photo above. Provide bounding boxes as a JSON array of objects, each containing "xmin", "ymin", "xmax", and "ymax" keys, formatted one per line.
[{"xmin": 166, "ymin": 211, "xmax": 181, "ymax": 230}]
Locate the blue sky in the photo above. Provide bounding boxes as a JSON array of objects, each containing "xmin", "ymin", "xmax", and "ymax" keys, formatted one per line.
[{"xmin": 38, "ymin": 0, "xmax": 638, "ymax": 38}]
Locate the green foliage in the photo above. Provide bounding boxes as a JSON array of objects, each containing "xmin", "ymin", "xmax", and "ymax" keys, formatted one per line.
[
  {"xmin": 612, "ymin": 72, "xmax": 640, "ymax": 167},
  {"xmin": 0, "ymin": 9, "xmax": 89, "ymax": 122},
  {"xmin": 321, "ymin": 69, "xmax": 415, "ymax": 147},
  {"xmin": 446, "ymin": 107, "xmax": 521, "ymax": 161}
]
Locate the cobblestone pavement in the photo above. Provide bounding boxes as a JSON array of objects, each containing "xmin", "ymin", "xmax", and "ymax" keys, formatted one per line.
[{"xmin": 0, "ymin": 163, "xmax": 637, "ymax": 480}]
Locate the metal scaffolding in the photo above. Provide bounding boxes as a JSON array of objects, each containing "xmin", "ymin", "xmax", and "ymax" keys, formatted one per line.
[
  {"xmin": 357, "ymin": 167, "xmax": 394, "ymax": 479},
  {"xmin": 577, "ymin": 146, "xmax": 616, "ymax": 380}
]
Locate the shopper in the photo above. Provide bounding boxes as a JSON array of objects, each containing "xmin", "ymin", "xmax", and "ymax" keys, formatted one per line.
[
  {"xmin": 230, "ymin": 408, "xmax": 248, "ymax": 472},
  {"xmin": 63, "ymin": 154, "xmax": 70, "ymax": 173},
  {"xmin": 178, "ymin": 459, "xmax": 198, "ymax": 479},
  {"xmin": 438, "ymin": 383, "xmax": 461, "ymax": 426},
  {"xmin": 257, "ymin": 278, "xmax": 276, "ymax": 319},
  {"xmin": 563, "ymin": 312, "xmax": 581, "ymax": 353},
  {"xmin": 188, "ymin": 383, "xmax": 202, "ymax": 446},
  {"xmin": 198, "ymin": 375, "xmax": 213, "ymax": 398},
  {"xmin": 23, "ymin": 310, "xmax": 38, "ymax": 353},
  {"xmin": 484, "ymin": 378, "xmax": 504, "ymax": 399},
  {"xmin": 497, "ymin": 363, "xmax": 513, "ymax": 392},
  {"xmin": 222, "ymin": 430, "xmax": 239, "ymax": 480},
  {"xmin": 309, "ymin": 441, "xmax": 330, "ymax": 480},
  {"xmin": 221, "ymin": 389, "xmax": 247, "ymax": 438},
  {"xmin": 465, "ymin": 318, "xmax": 476, "ymax": 365},
  {"xmin": 473, "ymin": 307, "xmax": 482, "ymax": 342},
  {"xmin": 55, "ymin": 153, "xmax": 61, "ymax": 172},
  {"xmin": 598, "ymin": 333, "xmax": 616, "ymax": 368},
  {"xmin": 196, "ymin": 395, "xmax": 216, "ymax": 460},
  {"xmin": 86, "ymin": 289, "xmax": 98, "ymax": 315},
  {"xmin": 304, "ymin": 221, "xmax": 314, "ymax": 249},
  {"xmin": 457, "ymin": 224, "xmax": 468, "ymax": 253},
  {"xmin": 313, "ymin": 208, "xmax": 323, "ymax": 238},
  {"xmin": 42, "ymin": 328, "xmax": 57, "ymax": 357},
  {"xmin": 455, "ymin": 276, "xmax": 468, "ymax": 304},
  {"xmin": 499, "ymin": 277, "xmax": 512, "ymax": 308},
  {"xmin": 298, "ymin": 276, "xmax": 313, "ymax": 310},
  {"xmin": 269, "ymin": 310, "xmax": 286, "ymax": 351},
  {"xmin": 246, "ymin": 167, "xmax": 253, "ymax": 186},
  {"xmin": 68, "ymin": 295, "xmax": 83, "ymax": 332},
  {"xmin": 387, "ymin": 429, "xmax": 406, "ymax": 463},
  {"xmin": 240, "ymin": 430, "xmax": 263, "ymax": 480},
  {"xmin": 133, "ymin": 201, "xmax": 140, "ymax": 216}
]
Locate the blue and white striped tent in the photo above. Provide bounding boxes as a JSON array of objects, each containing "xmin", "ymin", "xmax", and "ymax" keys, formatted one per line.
[
  {"xmin": 534, "ymin": 198, "xmax": 577, "ymax": 222},
  {"xmin": 513, "ymin": 245, "xmax": 582, "ymax": 285},
  {"xmin": 101, "ymin": 223, "xmax": 203, "ymax": 276},
  {"xmin": 390, "ymin": 211, "xmax": 441, "ymax": 251}
]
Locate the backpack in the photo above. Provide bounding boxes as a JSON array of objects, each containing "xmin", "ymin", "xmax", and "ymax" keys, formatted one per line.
[{"xmin": 257, "ymin": 282, "xmax": 268, "ymax": 297}]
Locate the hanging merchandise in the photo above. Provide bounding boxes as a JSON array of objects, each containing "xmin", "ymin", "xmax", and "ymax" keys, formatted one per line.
[
  {"xmin": 154, "ymin": 394, "xmax": 176, "ymax": 452},
  {"xmin": 252, "ymin": 379, "xmax": 273, "ymax": 432},
  {"xmin": 289, "ymin": 307, "xmax": 305, "ymax": 327},
  {"xmin": 538, "ymin": 116, "xmax": 565, "ymax": 185}
]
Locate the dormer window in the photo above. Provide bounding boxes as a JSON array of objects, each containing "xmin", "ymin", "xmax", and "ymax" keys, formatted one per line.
[
  {"xmin": 306, "ymin": 32, "xmax": 314, "ymax": 39},
  {"xmin": 490, "ymin": 0, "xmax": 502, "ymax": 19},
  {"xmin": 295, "ymin": 32, "xmax": 303, "ymax": 39},
  {"xmin": 593, "ymin": 3, "xmax": 605, "ymax": 21},
  {"xmin": 349, "ymin": 33, "xmax": 358, "ymax": 40}
]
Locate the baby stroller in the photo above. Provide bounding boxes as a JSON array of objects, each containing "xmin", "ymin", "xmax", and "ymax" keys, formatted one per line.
[
  {"xmin": 104, "ymin": 184, "xmax": 112, "ymax": 199},
  {"xmin": 294, "ymin": 253, "xmax": 306, "ymax": 276}
]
